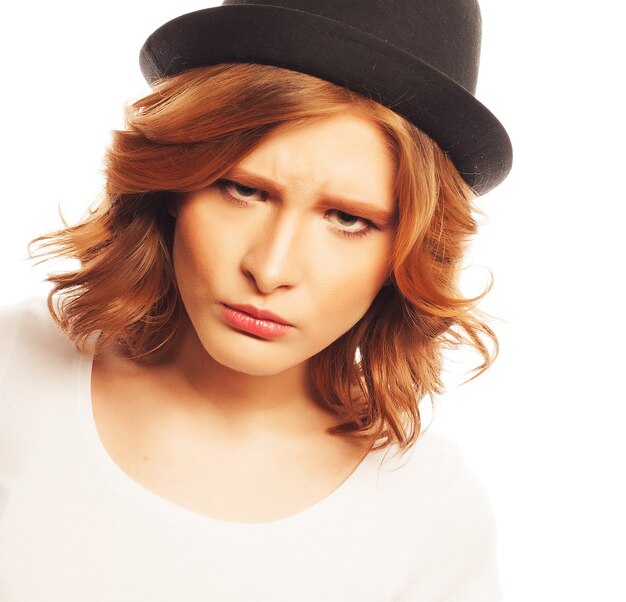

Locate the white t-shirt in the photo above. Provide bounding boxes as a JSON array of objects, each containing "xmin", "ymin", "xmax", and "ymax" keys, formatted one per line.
[{"xmin": 0, "ymin": 295, "xmax": 503, "ymax": 601}]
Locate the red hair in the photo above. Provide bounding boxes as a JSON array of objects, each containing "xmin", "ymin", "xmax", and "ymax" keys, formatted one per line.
[{"xmin": 28, "ymin": 63, "xmax": 497, "ymax": 455}]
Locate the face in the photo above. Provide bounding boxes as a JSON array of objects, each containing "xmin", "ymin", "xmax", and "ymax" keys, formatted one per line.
[{"xmin": 168, "ymin": 109, "xmax": 397, "ymax": 377}]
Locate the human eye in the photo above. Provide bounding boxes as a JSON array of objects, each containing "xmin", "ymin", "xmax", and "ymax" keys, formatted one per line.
[
  {"xmin": 326, "ymin": 209, "xmax": 377, "ymax": 240},
  {"xmin": 215, "ymin": 179, "xmax": 266, "ymax": 205}
]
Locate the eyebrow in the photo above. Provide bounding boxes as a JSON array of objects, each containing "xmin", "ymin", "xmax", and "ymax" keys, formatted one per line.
[{"xmin": 222, "ymin": 167, "xmax": 397, "ymax": 228}]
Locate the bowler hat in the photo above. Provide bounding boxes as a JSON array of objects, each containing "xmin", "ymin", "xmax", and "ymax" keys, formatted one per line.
[{"xmin": 139, "ymin": 0, "xmax": 512, "ymax": 195}]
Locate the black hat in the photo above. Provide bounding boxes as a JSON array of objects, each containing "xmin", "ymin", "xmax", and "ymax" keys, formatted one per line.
[{"xmin": 139, "ymin": 0, "xmax": 512, "ymax": 196}]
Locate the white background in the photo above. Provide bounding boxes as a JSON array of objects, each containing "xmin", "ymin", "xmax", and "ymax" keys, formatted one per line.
[{"xmin": 1, "ymin": 2, "xmax": 624, "ymax": 600}]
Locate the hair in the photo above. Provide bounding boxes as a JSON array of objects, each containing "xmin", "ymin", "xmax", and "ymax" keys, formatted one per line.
[{"xmin": 28, "ymin": 62, "xmax": 498, "ymax": 457}]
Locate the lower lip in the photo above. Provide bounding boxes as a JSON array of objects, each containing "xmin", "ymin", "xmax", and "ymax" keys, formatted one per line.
[{"xmin": 220, "ymin": 304, "xmax": 291, "ymax": 339}]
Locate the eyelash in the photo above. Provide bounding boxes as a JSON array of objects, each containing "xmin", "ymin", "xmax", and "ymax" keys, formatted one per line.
[{"xmin": 214, "ymin": 179, "xmax": 377, "ymax": 239}]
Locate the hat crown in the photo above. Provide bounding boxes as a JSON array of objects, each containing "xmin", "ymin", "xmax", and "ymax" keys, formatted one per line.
[
  {"xmin": 222, "ymin": 0, "xmax": 482, "ymax": 93},
  {"xmin": 139, "ymin": 0, "xmax": 512, "ymax": 194}
]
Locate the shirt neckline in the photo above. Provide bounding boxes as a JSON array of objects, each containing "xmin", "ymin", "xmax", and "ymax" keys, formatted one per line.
[{"xmin": 75, "ymin": 349, "xmax": 385, "ymax": 532}]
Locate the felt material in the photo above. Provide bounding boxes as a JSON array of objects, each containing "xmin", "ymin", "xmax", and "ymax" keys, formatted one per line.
[{"xmin": 139, "ymin": 0, "xmax": 513, "ymax": 195}]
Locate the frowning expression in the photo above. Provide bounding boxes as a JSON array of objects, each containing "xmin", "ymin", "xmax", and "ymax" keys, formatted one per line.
[{"xmin": 169, "ymin": 109, "xmax": 397, "ymax": 376}]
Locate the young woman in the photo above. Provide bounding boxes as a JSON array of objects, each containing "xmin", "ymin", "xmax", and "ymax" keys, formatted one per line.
[{"xmin": 0, "ymin": 1, "xmax": 512, "ymax": 600}]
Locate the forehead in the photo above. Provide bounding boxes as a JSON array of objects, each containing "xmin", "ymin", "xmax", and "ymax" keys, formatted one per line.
[{"xmin": 236, "ymin": 111, "xmax": 397, "ymax": 208}]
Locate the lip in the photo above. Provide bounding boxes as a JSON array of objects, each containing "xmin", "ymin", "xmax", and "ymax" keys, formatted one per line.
[
  {"xmin": 220, "ymin": 303, "xmax": 292, "ymax": 339},
  {"xmin": 222, "ymin": 303, "xmax": 293, "ymax": 326}
]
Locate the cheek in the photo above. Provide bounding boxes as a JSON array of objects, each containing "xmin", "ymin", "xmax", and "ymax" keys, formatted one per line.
[
  {"xmin": 172, "ymin": 207, "xmax": 237, "ymax": 290},
  {"xmin": 316, "ymin": 251, "xmax": 390, "ymax": 325},
  {"xmin": 171, "ymin": 227, "xmax": 211, "ymax": 310}
]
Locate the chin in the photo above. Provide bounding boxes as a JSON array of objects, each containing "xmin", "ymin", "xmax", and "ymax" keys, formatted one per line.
[
  {"xmin": 215, "ymin": 352, "xmax": 306, "ymax": 377},
  {"xmin": 199, "ymin": 331, "xmax": 307, "ymax": 377},
  {"xmin": 219, "ymin": 357, "xmax": 293, "ymax": 376}
]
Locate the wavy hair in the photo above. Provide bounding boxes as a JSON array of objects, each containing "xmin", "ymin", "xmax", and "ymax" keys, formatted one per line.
[{"xmin": 27, "ymin": 63, "xmax": 498, "ymax": 456}]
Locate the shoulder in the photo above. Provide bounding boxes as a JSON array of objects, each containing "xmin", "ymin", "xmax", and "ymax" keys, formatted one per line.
[
  {"xmin": 375, "ymin": 427, "xmax": 491, "ymax": 496},
  {"xmin": 0, "ymin": 294, "xmax": 75, "ymax": 352},
  {"xmin": 0, "ymin": 294, "xmax": 51, "ymax": 321},
  {"xmin": 0, "ymin": 294, "xmax": 80, "ymax": 398},
  {"xmin": 0, "ymin": 294, "xmax": 63, "ymax": 343},
  {"xmin": 379, "ymin": 429, "xmax": 503, "ymax": 600},
  {"xmin": 0, "ymin": 296, "xmax": 49, "ymax": 378},
  {"xmin": 416, "ymin": 429, "xmax": 499, "ymax": 548},
  {"xmin": 0, "ymin": 295, "xmax": 87, "ymax": 519},
  {"xmin": 380, "ymin": 428, "xmax": 498, "ymax": 534}
]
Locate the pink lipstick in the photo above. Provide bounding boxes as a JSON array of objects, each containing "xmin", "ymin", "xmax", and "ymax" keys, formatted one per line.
[{"xmin": 220, "ymin": 304, "xmax": 292, "ymax": 339}]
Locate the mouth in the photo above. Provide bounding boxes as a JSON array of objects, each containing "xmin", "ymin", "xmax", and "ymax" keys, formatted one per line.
[
  {"xmin": 222, "ymin": 303, "xmax": 293, "ymax": 326},
  {"xmin": 220, "ymin": 304, "xmax": 293, "ymax": 339}
]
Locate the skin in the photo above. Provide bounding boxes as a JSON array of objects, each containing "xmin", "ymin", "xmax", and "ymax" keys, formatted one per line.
[
  {"xmin": 163, "ymin": 108, "xmax": 397, "ymax": 436},
  {"xmin": 90, "ymin": 108, "xmax": 398, "ymax": 520}
]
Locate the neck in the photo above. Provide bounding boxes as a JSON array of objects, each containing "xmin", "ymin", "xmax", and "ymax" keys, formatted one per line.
[{"xmin": 149, "ymin": 320, "xmax": 336, "ymax": 437}]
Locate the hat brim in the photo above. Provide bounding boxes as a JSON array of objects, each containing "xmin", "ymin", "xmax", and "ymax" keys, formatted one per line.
[{"xmin": 139, "ymin": 5, "xmax": 512, "ymax": 195}]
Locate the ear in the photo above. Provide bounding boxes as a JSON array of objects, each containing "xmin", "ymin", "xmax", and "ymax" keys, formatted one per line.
[
  {"xmin": 382, "ymin": 274, "xmax": 394, "ymax": 287},
  {"xmin": 166, "ymin": 195, "xmax": 179, "ymax": 218}
]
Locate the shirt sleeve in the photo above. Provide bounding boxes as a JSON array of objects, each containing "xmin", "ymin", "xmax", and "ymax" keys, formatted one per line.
[{"xmin": 402, "ymin": 437, "xmax": 504, "ymax": 601}]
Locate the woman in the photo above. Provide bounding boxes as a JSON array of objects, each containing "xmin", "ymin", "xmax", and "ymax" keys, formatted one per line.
[{"xmin": 0, "ymin": 0, "xmax": 512, "ymax": 600}]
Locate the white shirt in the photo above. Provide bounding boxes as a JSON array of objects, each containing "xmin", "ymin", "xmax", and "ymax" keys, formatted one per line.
[{"xmin": 0, "ymin": 295, "xmax": 503, "ymax": 601}]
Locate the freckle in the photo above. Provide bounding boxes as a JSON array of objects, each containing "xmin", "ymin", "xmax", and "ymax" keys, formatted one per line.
[{"xmin": 142, "ymin": 455, "xmax": 149, "ymax": 462}]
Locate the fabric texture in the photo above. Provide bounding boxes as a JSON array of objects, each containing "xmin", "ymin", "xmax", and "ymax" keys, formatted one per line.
[
  {"xmin": 138, "ymin": 0, "xmax": 513, "ymax": 196},
  {"xmin": 0, "ymin": 295, "xmax": 503, "ymax": 601}
]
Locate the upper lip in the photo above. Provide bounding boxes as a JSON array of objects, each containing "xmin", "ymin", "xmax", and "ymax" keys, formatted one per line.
[{"xmin": 223, "ymin": 303, "xmax": 293, "ymax": 326}]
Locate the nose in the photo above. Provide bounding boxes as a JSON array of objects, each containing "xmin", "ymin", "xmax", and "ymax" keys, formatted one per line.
[{"xmin": 240, "ymin": 210, "xmax": 305, "ymax": 294}]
